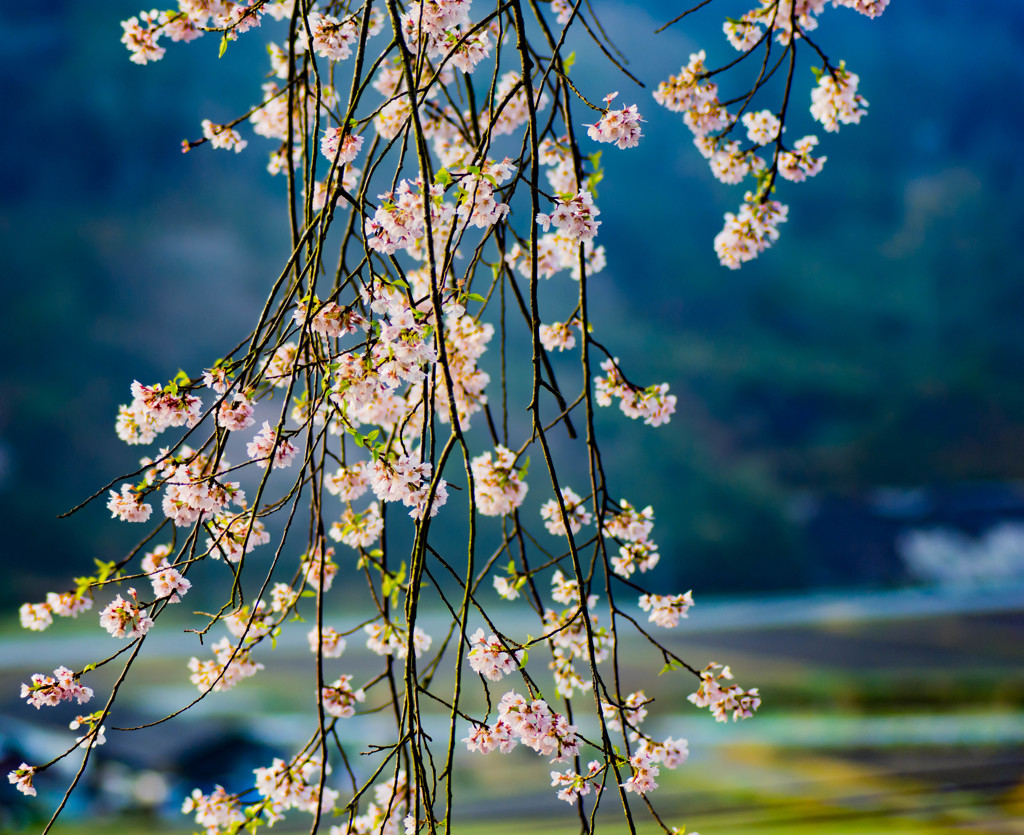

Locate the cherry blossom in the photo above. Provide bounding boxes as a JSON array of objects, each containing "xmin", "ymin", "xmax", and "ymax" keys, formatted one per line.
[
  {"xmin": 8, "ymin": 764, "xmax": 36, "ymax": 797},
  {"xmin": 639, "ymin": 591, "xmax": 695, "ymax": 627},
  {"xmin": 471, "ymin": 446, "xmax": 528, "ymax": 516},
  {"xmin": 99, "ymin": 589, "xmax": 154, "ymax": 639},
  {"xmin": 201, "ymin": 119, "xmax": 247, "ymax": 153},
  {"xmin": 247, "ymin": 421, "xmax": 298, "ymax": 469},
  {"xmin": 811, "ymin": 65, "xmax": 869, "ymax": 132},
  {"xmin": 586, "ymin": 93, "xmax": 644, "ymax": 149},
  {"xmin": 308, "ymin": 626, "xmax": 347, "ymax": 658},
  {"xmin": 688, "ymin": 662, "xmax": 762, "ymax": 722},
  {"xmin": 19, "ymin": 602, "xmax": 53, "ymax": 632},
  {"xmin": 541, "ymin": 486, "xmax": 592, "ymax": 536},
  {"xmin": 107, "ymin": 484, "xmax": 153, "ymax": 523},
  {"xmin": 536, "ymin": 189, "xmax": 601, "ymax": 243},
  {"xmin": 322, "ymin": 675, "xmax": 366, "ymax": 718},
  {"xmin": 467, "ymin": 628, "xmax": 523, "ymax": 681},
  {"xmin": 188, "ymin": 637, "xmax": 264, "ymax": 693},
  {"xmin": 21, "ymin": 666, "xmax": 93, "ymax": 709}
]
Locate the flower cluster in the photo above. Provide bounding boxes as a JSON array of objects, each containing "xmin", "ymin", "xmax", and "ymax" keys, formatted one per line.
[
  {"xmin": 639, "ymin": 592, "xmax": 695, "ymax": 628},
  {"xmin": 8, "ymin": 764, "xmax": 36, "ymax": 797},
  {"xmin": 601, "ymin": 690, "xmax": 650, "ymax": 735},
  {"xmin": 550, "ymin": 761, "xmax": 601, "ymax": 803},
  {"xmin": 188, "ymin": 637, "xmax": 265, "ymax": 694},
  {"xmin": 540, "ymin": 486, "xmax": 593, "ymax": 536},
  {"xmin": 322, "ymin": 675, "xmax": 366, "ymax": 718},
  {"xmin": 688, "ymin": 662, "xmax": 762, "ymax": 722},
  {"xmin": 107, "ymin": 484, "xmax": 153, "ymax": 522},
  {"xmin": 116, "ymin": 379, "xmax": 202, "ymax": 445},
  {"xmin": 604, "ymin": 500, "xmax": 660, "ymax": 578},
  {"xmin": 467, "ymin": 628, "xmax": 523, "ymax": 681},
  {"xmin": 621, "ymin": 749, "xmax": 660, "ymax": 795},
  {"xmin": 329, "ymin": 503, "xmax": 384, "ymax": 549},
  {"xmin": 308, "ymin": 626, "xmax": 347, "ymax": 658},
  {"xmin": 247, "ymin": 421, "xmax": 298, "ymax": 469},
  {"xmin": 201, "ymin": 119, "xmax": 247, "ymax": 153},
  {"xmin": 586, "ymin": 93, "xmax": 643, "ymax": 149},
  {"xmin": 149, "ymin": 559, "xmax": 191, "ymax": 602},
  {"xmin": 364, "ymin": 623, "xmax": 433, "ymax": 659},
  {"xmin": 543, "ymin": 578, "xmax": 614, "ymax": 697},
  {"xmin": 99, "ymin": 589, "xmax": 154, "ymax": 639},
  {"xmin": 182, "ymin": 785, "xmax": 246, "ymax": 835},
  {"xmin": 21, "ymin": 666, "xmax": 93, "ymax": 709},
  {"xmin": 19, "ymin": 592, "xmax": 92, "ymax": 631},
  {"xmin": 713, "ymin": 192, "xmax": 789, "ymax": 270},
  {"xmin": 253, "ymin": 756, "xmax": 340, "ymax": 822},
  {"xmin": 538, "ymin": 319, "xmax": 578, "ymax": 352},
  {"xmin": 465, "ymin": 690, "xmax": 580, "ymax": 762},
  {"xmin": 471, "ymin": 446, "xmax": 528, "ymax": 516},
  {"xmin": 594, "ymin": 358, "xmax": 676, "ymax": 426},
  {"xmin": 370, "ymin": 454, "xmax": 449, "ymax": 520},
  {"xmin": 536, "ymin": 189, "xmax": 601, "ymax": 243},
  {"xmin": 811, "ymin": 65, "xmax": 869, "ymax": 132}
]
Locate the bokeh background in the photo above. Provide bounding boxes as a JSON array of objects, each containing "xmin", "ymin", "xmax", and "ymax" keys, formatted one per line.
[{"xmin": 2, "ymin": 1, "xmax": 1023, "ymax": 832}]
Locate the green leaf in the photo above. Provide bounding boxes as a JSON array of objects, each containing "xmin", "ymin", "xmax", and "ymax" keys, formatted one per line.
[
  {"xmin": 563, "ymin": 51, "xmax": 576, "ymax": 73},
  {"xmin": 94, "ymin": 559, "xmax": 117, "ymax": 583},
  {"xmin": 219, "ymin": 34, "xmax": 229, "ymax": 58},
  {"xmin": 466, "ymin": 292, "xmax": 486, "ymax": 303},
  {"xmin": 658, "ymin": 658, "xmax": 684, "ymax": 676},
  {"xmin": 435, "ymin": 168, "xmax": 453, "ymax": 187},
  {"xmin": 519, "ymin": 649, "xmax": 528, "ymax": 667}
]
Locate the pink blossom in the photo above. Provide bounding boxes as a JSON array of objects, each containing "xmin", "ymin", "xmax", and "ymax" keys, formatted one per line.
[
  {"xmin": 639, "ymin": 592, "xmax": 695, "ymax": 628},
  {"xmin": 201, "ymin": 119, "xmax": 247, "ymax": 153},
  {"xmin": 536, "ymin": 190, "xmax": 601, "ymax": 243},
  {"xmin": 8, "ymin": 764, "xmax": 36, "ymax": 797},
  {"xmin": 107, "ymin": 484, "xmax": 153, "ymax": 523},
  {"xmin": 471, "ymin": 446, "xmax": 528, "ymax": 516},
  {"xmin": 20, "ymin": 666, "xmax": 93, "ymax": 709},
  {"xmin": 216, "ymin": 395, "xmax": 255, "ymax": 432},
  {"xmin": 467, "ymin": 628, "xmax": 523, "ymax": 681},
  {"xmin": 586, "ymin": 94, "xmax": 643, "ymax": 149},
  {"xmin": 322, "ymin": 675, "xmax": 365, "ymax": 717},
  {"xmin": 540, "ymin": 487, "xmax": 592, "ymax": 536},
  {"xmin": 99, "ymin": 589, "xmax": 154, "ymax": 639},
  {"xmin": 247, "ymin": 421, "xmax": 298, "ymax": 469},
  {"xmin": 19, "ymin": 602, "xmax": 53, "ymax": 632}
]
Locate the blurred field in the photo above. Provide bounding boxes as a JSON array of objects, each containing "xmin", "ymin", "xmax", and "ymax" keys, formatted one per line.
[{"xmin": 4, "ymin": 591, "xmax": 1023, "ymax": 835}]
